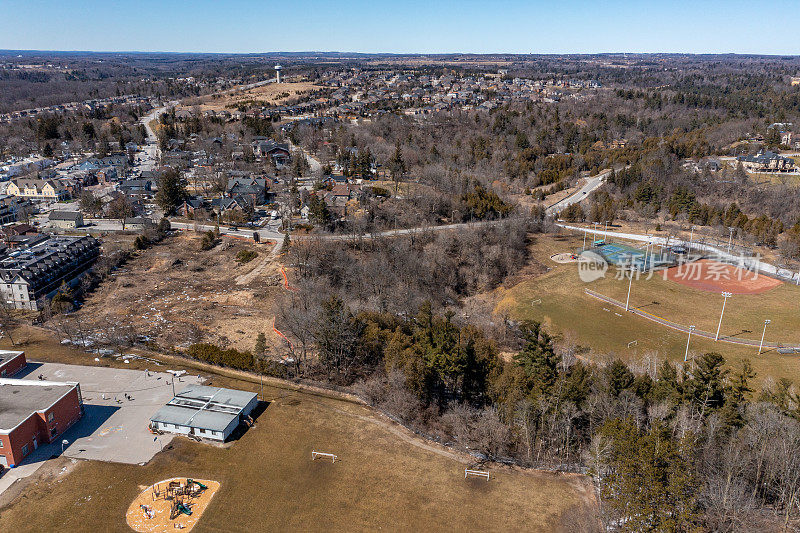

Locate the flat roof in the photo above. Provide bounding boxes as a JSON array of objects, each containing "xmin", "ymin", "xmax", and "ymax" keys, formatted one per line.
[
  {"xmin": 149, "ymin": 385, "xmax": 256, "ymax": 432},
  {"xmin": 0, "ymin": 350, "xmax": 24, "ymax": 367},
  {"xmin": 0, "ymin": 379, "xmax": 77, "ymax": 432}
]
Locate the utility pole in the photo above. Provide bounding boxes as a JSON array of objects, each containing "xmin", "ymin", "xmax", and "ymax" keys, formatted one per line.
[
  {"xmin": 684, "ymin": 325, "xmax": 695, "ymax": 362},
  {"xmin": 758, "ymin": 319, "xmax": 771, "ymax": 355},
  {"xmin": 715, "ymin": 291, "xmax": 733, "ymax": 341}
]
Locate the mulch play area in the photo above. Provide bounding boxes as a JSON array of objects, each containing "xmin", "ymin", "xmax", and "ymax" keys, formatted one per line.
[{"xmin": 126, "ymin": 478, "xmax": 220, "ymax": 532}]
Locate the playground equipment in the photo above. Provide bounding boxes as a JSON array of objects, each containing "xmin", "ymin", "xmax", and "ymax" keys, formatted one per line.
[
  {"xmin": 312, "ymin": 450, "xmax": 337, "ymax": 463},
  {"xmin": 465, "ymin": 468, "xmax": 490, "ymax": 481},
  {"xmin": 188, "ymin": 479, "xmax": 208, "ymax": 491},
  {"xmin": 170, "ymin": 498, "xmax": 193, "ymax": 520},
  {"xmin": 127, "ymin": 478, "xmax": 220, "ymax": 533}
]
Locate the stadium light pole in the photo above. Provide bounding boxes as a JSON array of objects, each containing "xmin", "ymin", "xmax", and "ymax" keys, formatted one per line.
[
  {"xmin": 583, "ymin": 227, "xmax": 587, "ymax": 249},
  {"xmin": 715, "ymin": 291, "xmax": 733, "ymax": 341},
  {"xmin": 758, "ymin": 319, "xmax": 771, "ymax": 355},
  {"xmin": 625, "ymin": 269, "xmax": 635, "ymax": 311},
  {"xmin": 689, "ymin": 225, "xmax": 697, "ymax": 251},
  {"xmin": 684, "ymin": 325, "xmax": 696, "ymax": 362},
  {"xmin": 593, "ymin": 221, "xmax": 600, "ymax": 243},
  {"xmin": 728, "ymin": 227, "xmax": 735, "ymax": 253}
]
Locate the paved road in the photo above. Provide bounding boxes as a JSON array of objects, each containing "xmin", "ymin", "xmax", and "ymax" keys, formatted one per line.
[
  {"xmin": 134, "ymin": 101, "xmax": 178, "ymax": 173},
  {"xmin": 545, "ymin": 169, "xmax": 614, "ymax": 215},
  {"xmin": 82, "ymin": 217, "xmax": 511, "ymax": 246},
  {"xmin": 288, "ymin": 140, "xmax": 322, "ymax": 174}
]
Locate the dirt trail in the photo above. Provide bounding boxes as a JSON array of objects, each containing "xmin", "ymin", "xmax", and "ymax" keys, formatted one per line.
[{"xmin": 235, "ymin": 239, "xmax": 283, "ymax": 286}]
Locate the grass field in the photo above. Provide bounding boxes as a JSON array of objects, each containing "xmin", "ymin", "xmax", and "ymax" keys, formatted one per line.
[
  {"xmin": 0, "ymin": 329, "xmax": 597, "ymax": 533},
  {"xmin": 495, "ymin": 233, "xmax": 800, "ymax": 382}
]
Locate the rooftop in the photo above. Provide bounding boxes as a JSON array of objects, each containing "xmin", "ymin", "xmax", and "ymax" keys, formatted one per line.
[
  {"xmin": 0, "ymin": 350, "xmax": 23, "ymax": 367},
  {"xmin": 150, "ymin": 385, "xmax": 256, "ymax": 432},
  {"xmin": 0, "ymin": 378, "xmax": 78, "ymax": 432}
]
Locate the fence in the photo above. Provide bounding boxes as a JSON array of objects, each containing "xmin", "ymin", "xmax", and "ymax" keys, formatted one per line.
[{"xmin": 584, "ymin": 288, "xmax": 799, "ymax": 350}]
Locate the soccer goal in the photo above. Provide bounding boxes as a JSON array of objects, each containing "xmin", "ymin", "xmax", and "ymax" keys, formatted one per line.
[
  {"xmin": 312, "ymin": 451, "xmax": 337, "ymax": 463},
  {"xmin": 465, "ymin": 468, "xmax": 490, "ymax": 481}
]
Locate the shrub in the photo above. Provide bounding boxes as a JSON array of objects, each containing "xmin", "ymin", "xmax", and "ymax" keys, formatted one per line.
[
  {"xmin": 133, "ymin": 235, "xmax": 150, "ymax": 250},
  {"xmin": 236, "ymin": 249, "xmax": 258, "ymax": 264},
  {"xmin": 157, "ymin": 217, "xmax": 171, "ymax": 233},
  {"xmin": 370, "ymin": 186, "xmax": 390, "ymax": 197},
  {"xmin": 187, "ymin": 343, "xmax": 256, "ymax": 372},
  {"xmin": 200, "ymin": 230, "xmax": 217, "ymax": 250}
]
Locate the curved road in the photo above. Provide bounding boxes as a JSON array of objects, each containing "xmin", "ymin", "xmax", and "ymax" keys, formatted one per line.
[{"xmin": 546, "ymin": 169, "xmax": 613, "ymax": 215}]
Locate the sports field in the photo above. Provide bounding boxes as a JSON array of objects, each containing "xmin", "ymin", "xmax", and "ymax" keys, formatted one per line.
[
  {"xmin": 495, "ymin": 234, "xmax": 800, "ymax": 382},
  {"xmin": 663, "ymin": 258, "xmax": 782, "ymax": 294},
  {"xmin": 0, "ymin": 330, "xmax": 597, "ymax": 533}
]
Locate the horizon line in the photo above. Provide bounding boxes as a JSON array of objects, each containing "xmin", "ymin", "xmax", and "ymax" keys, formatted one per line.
[{"xmin": 1, "ymin": 49, "xmax": 799, "ymax": 58}]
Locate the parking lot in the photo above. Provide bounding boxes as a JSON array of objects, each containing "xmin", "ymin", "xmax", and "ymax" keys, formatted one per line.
[{"xmin": 17, "ymin": 361, "xmax": 204, "ymax": 465}]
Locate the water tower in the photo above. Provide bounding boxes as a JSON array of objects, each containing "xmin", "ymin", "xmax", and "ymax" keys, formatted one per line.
[{"xmin": 274, "ymin": 64, "xmax": 282, "ymax": 83}]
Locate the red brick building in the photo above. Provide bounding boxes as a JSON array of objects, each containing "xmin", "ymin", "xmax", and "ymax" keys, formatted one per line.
[
  {"xmin": 0, "ymin": 379, "xmax": 83, "ymax": 468},
  {"xmin": 0, "ymin": 350, "xmax": 26, "ymax": 378}
]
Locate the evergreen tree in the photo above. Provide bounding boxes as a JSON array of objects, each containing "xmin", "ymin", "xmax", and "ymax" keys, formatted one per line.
[
  {"xmin": 388, "ymin": 143, "xmax": 406, "ymax": 193},
  {"xmin": 155, "ymin": 168, "xmax": 188, "ymax": 215},
  {"xmin": 513, "ymin": 321, "xmax": 560, "ymax": 399}
]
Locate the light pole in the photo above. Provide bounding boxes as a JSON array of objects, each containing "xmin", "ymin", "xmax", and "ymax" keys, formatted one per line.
[
  {"xmin": 758, "ymin": 319, "xmax": 771, "ymax": 354},
  {"xmin": 684, "ymin": 325, "xmax": 696, "ymax": 362},
  {"xmin": 625, "ymin": 268, "xmax": 635, "ymax": 311},
  {"xmin": 728, "ymin": 227, "xmax": 735, "ymax": 253},
  {"xmin": 715, "ymin": 291, "xmax": 733, "ymax": 341},
  {"xmin": 593, "ymin": 221, "xmax": 600, "ymax": 243},
  {"xmin": 689, "ymin": 225, "xmax": 696, "ymax": 252},
  {"xmin": 583, "ymin": 227, "xmax": 587, "ymax": 249}
]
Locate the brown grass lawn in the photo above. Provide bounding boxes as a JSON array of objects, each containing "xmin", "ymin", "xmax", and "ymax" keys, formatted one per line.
[
  {"xmin": 0, "ymin": 329, "xmax": 598, "ymax": 533},
  {"xmin": 495, "ymin": 233, "xmax": 800, "ymax": 382},
  {"xmin": 183, "ymin": 81, "xmax": 323, "ymax": 112}
]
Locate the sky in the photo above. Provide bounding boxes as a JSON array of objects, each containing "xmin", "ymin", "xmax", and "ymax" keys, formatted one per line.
[{"xmin": 0, "ymin": 0, "xmax": 797, "ymax": 55}]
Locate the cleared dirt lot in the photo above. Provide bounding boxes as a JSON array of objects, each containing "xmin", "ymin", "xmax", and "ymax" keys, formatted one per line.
[
  {"xmin": 183, "ymin": 81, "xmax": 323, "ymax": 112},
  {"xmin": 65, "ymin": 232, "xmax": 283, "ymax": 353}
]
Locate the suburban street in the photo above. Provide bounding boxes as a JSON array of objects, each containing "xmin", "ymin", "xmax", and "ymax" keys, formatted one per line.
[
  {"xmin": 545, "ymin": 168, "xmax": 614, "ymax": 215},
  {"xmin": 134, "ymin": 101, "xmax": 179, "ymax": 173}
]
